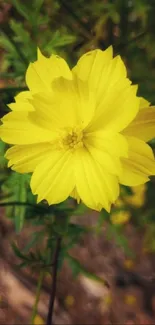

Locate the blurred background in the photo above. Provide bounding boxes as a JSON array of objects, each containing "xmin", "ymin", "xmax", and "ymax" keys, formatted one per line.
[{"xmin": 1, "ymin": 0, "xmax": 155, "ymax": 324}]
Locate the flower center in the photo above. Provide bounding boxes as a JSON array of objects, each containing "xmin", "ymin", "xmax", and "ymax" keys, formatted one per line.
[{"xmin": 59, "ymin": 127, "xmax": 84, "ymax": 150}]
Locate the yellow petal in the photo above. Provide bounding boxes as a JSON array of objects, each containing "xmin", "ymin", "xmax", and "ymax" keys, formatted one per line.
[
  {"xmin": 52, "ymin": 76, "xmax": 95, "ymax": 127},
  {"xmin": 0, "ymin": 111, "xmax": 56, "ymax": 144},
  {"xmin": 5, "ymin": 143, "xmax": 54, "ymax": 173},
  {"xmin": 74, "ymin": 48, "xmax": 139, "ymax": 133},
  {"xmin": 84, "ymin": 131, "xmax": 128, "ymax": 176},
  {"xmin": 86, "ymin": 131, "xmax": 128, "ymax": 158},
  {"xmin": 70, "ymin": 187, "xmax": 81, "ymax": 203},
  {"xmin": 73, "ymin": 47, "xmax": 129, "ymax": 105},
  {"xmin": 8, "ymin": 91, "xmax": 34, "ymax": 112},
  {"xmin": 8, "ymin": 102, "xmax": 33, "ymax": 112},
  {"xmin": 122, "ymin": 106, "xmax": 155, "ymax": 142},
  {"xmin": 87, "ymin": 84, "xmax": 139, "ymax": 133},
  {"xmin": 30, "ymin": 149, "xmax": 75, "ymax": 204},
  {"xmin": 74, "ymin": 148, "xmax": 119, "ymax": 211},
  {"xmin": 15, "ymin": 91, "xmax": 31, "ymax": 101},
  {"xmin": 73, "ymin": 47, "xmax": 113, "ymax": 88},
  {"xmin": 120, "ymin": 136, "xmax": 155, "ymax": 186},
  {"xmin": 26, "ymin": 50, "xmax": 72, "ymax": 93},
  {"xmin": 30, "ymin": 77, "xmax": 95, "ymax": 130},
  {"xmin": 139, "ymin": 97, "xmax": 150, "ymax": 110}
]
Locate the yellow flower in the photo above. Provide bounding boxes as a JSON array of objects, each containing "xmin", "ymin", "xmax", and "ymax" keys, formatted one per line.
[
  {"xmin": 1, "ymin": 47, "xmax": 155, "ymax": 211},
  {"xmin": 33, "ymin": 315, "xmax": 44, "ymax": 325},
  {"xmin": 124, "ymin": 294, "xmax": 137, "ymax": 305},
  {"xmin": 110, "ymin": 211, "xmax": 131, "ymax": 225},
  {"xmin": 125, "ymin": 184, "xmax": 146, "ymax": 207},
  {"xmin": 64, "ymin": 295, "xmax": 75, "ymax": 307},
  {"xmin": 124, "ymin": 259, "xmax": 135, "ymax": 269}
]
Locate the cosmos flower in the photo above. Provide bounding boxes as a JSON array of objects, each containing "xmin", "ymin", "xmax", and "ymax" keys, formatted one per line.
[{"xmin": 1, "ymin": 47, "xmax": 155, "ymax": 211}]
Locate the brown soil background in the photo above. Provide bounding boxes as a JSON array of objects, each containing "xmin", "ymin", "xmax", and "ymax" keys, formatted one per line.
[{"xmin": 1, "ymin": 209, "xmax": 155, "ymax": 325}]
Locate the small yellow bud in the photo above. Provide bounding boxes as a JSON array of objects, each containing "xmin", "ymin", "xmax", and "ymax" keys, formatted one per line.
[
  {"xmin": 64, "ymin": 295, "xmax": 75, "ymax": 307},
  {"xmin": 124, "ymin": 295, "xmax": 136, "ymax": 305},
  {"xmin": 33, "ymin": 315, "xmax": 44, "ymax": 325},
  {"xmin": 110, "ymin": 211, "xmax": 131, "ymax": 225},
  {"xmin": 124, "ymin": 259, "xmax": 134, "ymax": 270}
]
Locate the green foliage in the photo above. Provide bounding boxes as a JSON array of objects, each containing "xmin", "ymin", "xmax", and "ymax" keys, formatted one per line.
[
  {"xmin": 12, "ymin": 241, "xmax": 51, "ymax": 270},
  {"xmin": 1, "ymin": 172, "xmax": 30, "ymax": 231},
  {"xmin": 66, "ymin": 254, "xmax": 105, "ymax": 284},
  {"xmin": 107, "ymin": 223, "xmax": 134, "ymax": 257}
]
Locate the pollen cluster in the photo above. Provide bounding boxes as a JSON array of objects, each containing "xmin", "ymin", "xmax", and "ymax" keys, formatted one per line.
[{"xmin": 59, "ymin": 128, "xmax": 84, "ymax": 150}]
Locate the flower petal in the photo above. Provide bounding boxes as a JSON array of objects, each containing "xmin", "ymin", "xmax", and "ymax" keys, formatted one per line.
[
  {"xmin": 87, "ymin": 83, "xmax": 139, "ymax": 133},
  {"xmin": 122, "ymin": 106, "xmax": 155, "ymax": 142},
  {"xmin": 5, "ymin": 143, "xmax": 54, "ymax": 173},
  {"xmin": 84, "ymin": 131, "xmax": 128, "ymax": 176},
  {"xmin": 30, "ymin": 149, "xmax": 75, "ymax": 204},
  {"xmin": 70, "ymin": 187, "xmax": 81, "ymax": 203},
  {"xmin": 85, "ymin": 131, "xmax": 128, "ymax": 158},
  {"xmin": 0, "ymin": 111, "xmax": 56, "ymax": 144},
  {"xmin": 139, "ymin": 97, "xmax": 150, "ymax": 110},
  {"xmin": 30, "ymin": 77, "xmax": 95, "ymax": 130},
  {"xmin": 74, "ymin": 48, "xmax": 139, "ymax": 133},
  {"xmin": 8, "ymin": 91, "xmax": 34, "ymax": 112},
  {"xmin": 74, "ymin": 148, "xmax": 119, "ymax": 211},
  {"xmin": 52, "ymin": 76, "xmax": 95, "ymax": 128},
  {"xmin": 73, "ymin": 47, "xmax": 113, "ymax": 88},
  {"xmin": 26, "ymin": 49, "xmax": 72, "ymax": 93},
  {"xmin": 120, "ymin": 136, "xmax": 155, "ymax": 186},
  {"xmin": 73, "ymin": 47, "xmax": 129, "ymax": 105}
]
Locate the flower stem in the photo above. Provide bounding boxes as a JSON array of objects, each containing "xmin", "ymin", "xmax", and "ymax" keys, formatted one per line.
[
  {"xmin": 46, "ymin": 236, "xmax": 62, "ymax": 325},
  {"xmin": 0, "ymin": 201, "xmax": 48, "ymax": 211},
  {"xmin": 30, "ymin": 270, "xmax": 45, "ymax": 324}
]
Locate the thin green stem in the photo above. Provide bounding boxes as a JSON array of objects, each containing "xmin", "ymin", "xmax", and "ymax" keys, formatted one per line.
[
  {"xmin": 0, "ymin": 201, "xmax": 47, "ymax": 210},
  {"xmin": 30, "ymin": 270, "xmax": 45, "ymax": 324},
  {"xmin": 46, "ymin": 236, "xmax": 62, "ymax": 325}
]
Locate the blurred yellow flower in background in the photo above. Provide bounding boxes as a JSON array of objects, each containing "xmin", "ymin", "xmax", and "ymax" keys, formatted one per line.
[
  {"xmin": 124, "ymin": 294, "xmax": 137, "ymax": 306},
  {"xmin": 124, "ymin": 259, "xmax": 135, "ymax": 269},
  {"xmin": 1, "ymin": 47, "xmax": 155, "ymax": 211},
  {"xmin": 125, "ymin": 184, "xmax": 147, "ymax": 208},
  {"xmin": 33, "ymin": 315, "xmax": 44, "ymax": 325},
  {"xmin": 64, "ymin": 295, "xmax": 75, "ymax": 307},
  {"xmin": 110, "ymin": 211, "xmax": 131, "ymax": 225}
]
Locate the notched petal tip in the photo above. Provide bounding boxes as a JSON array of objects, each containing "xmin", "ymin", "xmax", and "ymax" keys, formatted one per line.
[
  {"xmin": 37, "ymin": 194, "xmax": 43, "ymax": 204},
  {"xmin": 132, "ymin": 84, "xmax": 138, "ymax": 95},
  {"xmin": 37, "ymin": 47, "xmax": 43, "ymax": 60}
]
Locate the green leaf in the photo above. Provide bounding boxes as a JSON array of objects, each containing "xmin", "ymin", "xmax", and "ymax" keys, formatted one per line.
[
  {"xmin": 23, "ymin": 231, "xmax": 44, "ymax": 253},
  {"xmin": 18, "ymin": 261, "xmax": 28, "ymax": 269},
  {"xmin": 4, "ymin": 173, "xmax": 28, "ymax": 231},
  {"xmin": 43, "ymin": 30, "xmax": 76, "ymax": 52},
  {"xmin": 10, "ymin": 20, "xmax": 36, "ymax": 61},
  {"xmin": 96, "ymin": 209, "xmax": 109, "ymax": 233},
  {"xmin": 0, "ymin": 34, "xmax": 17, "ymax": 54},
  {"xmin": 0, "ymin": 140, "xmax": 7, "ymax": 168},
  {"xmin": 66, "ymin": 254, "xmax": 82, "ymax": 277},
  {"xmin": 72, "ymin": 203, "xmax": 88, "ymax": 216},
  {"xmin": 66, "ymin": 254, "xmax": 105, "ymax": 284},
  {"xmin": 14, "ymin": 175, "xmax": 27, "ymax": 232},
  {"xmin": 107, "ymin": 224, "xmax": 134, "ymax": 257},
  {"xmin": 33, "ymin": 0, "xmax": 44, "ymax": 12},
  {"xmin": 12, "ymin": 0, "xmax": 33, "ymax": 21},
  {"xmin": 12, "ymin": 242, "xmax": 29, "ymax": 260}
]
